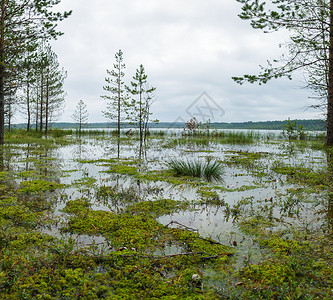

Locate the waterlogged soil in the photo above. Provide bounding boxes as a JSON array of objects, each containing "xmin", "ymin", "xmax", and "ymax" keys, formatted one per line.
[{"xmin": 0, "ymin": 132, "xmax": 332, "ymax": 299}]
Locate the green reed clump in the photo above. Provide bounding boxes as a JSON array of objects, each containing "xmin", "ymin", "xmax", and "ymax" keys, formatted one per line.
[
  {"xmin": 167, "ymin": 158, "xmax": 224, "ymax": 181},
  {"xmin": 5, "ymin": 129, "xmax": 43, "ymax": 140},
  {"xmin": 4, "ymin": 128, "xmax": 73, "ymax": 143},
  {"xmin": 149, "ymin": 130, "xmax": 167, "ymax": 137},
  {"xmin": 163, "ymin": 136, "xmax": 210, "ymax": 148},
  {"xmin": 74, "ymin": 129, "xmax": 108, "ymax": 136},
  {"xmin": 48, "ymin": 129, "xmax": 73, "ymax": 137},
  {"xmin": 213, "ymin": 130, "xmax": 260, "ymax": 144}
]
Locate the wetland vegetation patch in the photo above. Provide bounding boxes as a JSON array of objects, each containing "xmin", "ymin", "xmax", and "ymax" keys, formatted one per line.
[{"xmin": 0, "ymin": 129, "xmax": 332, "ymax": 298}]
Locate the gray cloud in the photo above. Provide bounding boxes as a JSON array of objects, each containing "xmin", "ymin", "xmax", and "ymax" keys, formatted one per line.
[{"xmin": 48, "ymin": 0, "xmax": 320, "ymax": 124}]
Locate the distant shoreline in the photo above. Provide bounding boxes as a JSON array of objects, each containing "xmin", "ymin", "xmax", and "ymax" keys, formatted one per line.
[{"xmin": 11, "ymin": 119, "xmax": 326, "ymax": 131}]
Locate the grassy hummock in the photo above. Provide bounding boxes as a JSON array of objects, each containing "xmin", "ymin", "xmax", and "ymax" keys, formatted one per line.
[{"xmin": 167, "ymin": 158, "xmax": 224, "ymax": 181}]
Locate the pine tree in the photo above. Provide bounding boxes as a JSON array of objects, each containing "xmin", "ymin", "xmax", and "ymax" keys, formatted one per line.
[
  {"xmin": 233, "ymin": 0, "xmax": 333, "ymax": 145},
  {"xmin": 24, "ymin": 44, "xmax": 67, "ymax": 133},
  {"xmin": 0, "ymin": 0, "xmax": 71, "ymax": 143},
  {"xmin": 72, "ymin": 100, "xmax": 88, "ymax": 135},
  {"xmin": 101, "ymin": 50, "xmax": 127, "ymax": 138},
  {"xmin": 127, "ymin": 65, "xmax": 156, "ymax": 156}
]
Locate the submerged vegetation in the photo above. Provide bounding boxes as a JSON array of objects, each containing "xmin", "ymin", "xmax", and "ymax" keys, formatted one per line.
[{"xmin": 0, "ymin": 127, "xmax": 332, "ymax": 298}]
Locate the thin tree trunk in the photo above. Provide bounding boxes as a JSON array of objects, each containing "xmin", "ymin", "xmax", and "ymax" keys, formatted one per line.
[
  {"xmin": 40, "ymin": 71, "xmax": 43, "ymax": 132},
  {"xmin": 8, "ymin": 97, "xmax": 10, "ymax": 131},
  {"xmin": 79, "ymin": 111, "xmax": 82, "ymax": 135},
  {"xmin": 327, "ymin": 0, "xmax": 333, "ymax": 145},
  {"xmin": 36, "ymin": 86, "xmax": 39, "ymax": 131},
  {"xmin": 139, "ymin": 88, "xmax": 142, "ymax": 157},
  {"xmin": 118, "ymin": 90, "xmax": 120, "ymax": 138},
  {"xmin": 117, "ymin": 138, "xmax": 120, "ymax": 159},
  {"xmin": 27, "ymin": 82, "xmax": 30, "ymax": 131},
  {"xmin": 0, "ymin": 0, "xmax": 5, "ymax": 145},
  {"xmin": 118, "ymin": 60, "xmax": 121, "ymax": 139},
  {"xmin": 45, "ymin": 75, "xmax": 49, "ymax": 135}
]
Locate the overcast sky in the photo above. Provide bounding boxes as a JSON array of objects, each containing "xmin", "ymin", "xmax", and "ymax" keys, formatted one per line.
[{"xmin": 48, "ymin": 0, "xmax": 322, "ymax": 124}]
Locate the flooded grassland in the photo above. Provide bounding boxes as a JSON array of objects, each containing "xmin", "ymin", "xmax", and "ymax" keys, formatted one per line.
[{"xmin": 0, "ymin": 129, "xmax": 332, "ymax": 299}]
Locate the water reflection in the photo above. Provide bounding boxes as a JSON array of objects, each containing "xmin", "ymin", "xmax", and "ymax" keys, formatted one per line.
[
  {"xmin": 72, "ymin": 138, "xmax": 87, "ymax": 161},
  {"xmin": 326, "ymin": 148, "xmax": 333, "ymax": 235}
]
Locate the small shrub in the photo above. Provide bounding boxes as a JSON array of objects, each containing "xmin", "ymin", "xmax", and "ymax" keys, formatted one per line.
[{"xmin": 282, "ymin": 118, "xmax": 307, "ymax": 140}]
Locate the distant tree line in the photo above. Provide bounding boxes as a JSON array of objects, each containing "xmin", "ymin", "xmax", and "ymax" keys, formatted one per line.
[
  {"xmin": 11, "ymin": 119, "xmax": 326, "ymax": 132},
  {"xmin": 212, "ymin": 119, "xmax": 326, "ymax": 131}
]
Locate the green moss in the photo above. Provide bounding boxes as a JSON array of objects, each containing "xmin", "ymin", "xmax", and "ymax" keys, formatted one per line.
[
  {"xmin": 8, "ymin": 232, "xmax": 54, "ymax": 250},
  {"xmin": 0, "ymin": 204, "xmax": 44, "ymax": 228},
  {"xmin": 236, "ymin": 232, "xmax": 333, "ymax": 299},
  {"xmin": 260, "ymin": 237, "xmax": 303, "ymax": 256},
  {"xmin": 16, "ymin": 170, "xmax": 37, "ymax": 179},
  {"xmin": 136, "ymin": 169, "xmax": 207, "ymax": 187},
  {"xmin": 239, "ymin": 261, "xmax": 295, "ymax": 285},
  {"xmin": 196, "ymin": 187, "xmax": 225, "ymax": 205},
  {"xmin": 272, "ymin": 162, "xmax": 330, "ymax": 188},
  {"xmin": 95, "ymin": 185, "xmax": 141, "ymax": 208},
  {"xmin": 2, "ymin": 132, "xmax": 333, "ymax": 299},
  {"xmin": 0, "ymin": 171, "xmax": 9, "ymax": 181},
  {"xmin": 63, "ymin": 209, "xmax": 165, "ymax": 252},
  {"xmin": 72, "ymin": 176, "xmax": 97, "ymax": 187},
  {"xmin": 18, "ymin": 180, "xmax": 64, "ymax": 194},
  {"xmin": 104, "ymin": 164, "xmax": 139, "ymax": 176},
  {"xmin": 61, "ymin": 198, "xmax": 91, "ymax": 215},
  {"xmin": 223, "ymin": 151, "xmax": 269, "ymax": 167},
  {"xmin": 238, "ymin": 216, "xmax": 276, "ymax": 235},
  {"xmin": 97, "ymin": 160, "xmax": 209, "ymax": 187},
  {"xmin": 125, "ymin": 199, "xmax": 190, "ymax": 217},
  {"xmin": 59, "ymin": 199, "xmax": 235, "ymax": 298},
  {"xmin": 169, "ymin": 228, "xmax": 233, "ymax": 257}
]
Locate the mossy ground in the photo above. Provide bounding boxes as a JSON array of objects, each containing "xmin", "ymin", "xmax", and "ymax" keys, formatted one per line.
[
  {"xmin": 0, "ymin": 131, "xmax": 332, "ymax": 298},
  {"xmin": 236, "ymin": 224, "xmax": 333, "ymax": 299},
  {"xmin": 60, "ymin": 197, "xmax": 234, "ymax": 298}
]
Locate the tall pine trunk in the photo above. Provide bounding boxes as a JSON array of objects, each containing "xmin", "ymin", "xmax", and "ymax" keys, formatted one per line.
[
  {"xmin": 35, "ymin": 87, "xmax": 39, "ymax": 131},
  {"xmin": 45, "ymin": 75, "xmax": 49, "ymax": 135},
  {"xmin": 40, "ymin": 71, "xmax": 43, "ymax": 132},
  {"xmin": 0, "ymin": 0, "xmax": 5, "ymax": 145},
  {"xmin": 117, "ymin": 60, "xmax": 121, "ymax": 139},
  {"xmin": 328, "ymin": 0, "xmax": 333, "ymax": 145},
  {"xmin": 8, "ymin": 97, "xmax": 11, "ymax": 131},
  {"xmin": 27, "ymin": 82, "xmax": 30, "ymax": 131},
  {"xmin": 139, "ymin": 88, "xmax": 143, "ymax": 157},
  {"xmin": 118, "ymin": 86, "xmax": 121, "ymax": 138}
]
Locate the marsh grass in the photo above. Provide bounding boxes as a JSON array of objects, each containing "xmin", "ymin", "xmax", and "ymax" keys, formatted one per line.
[
  {"xmin": 74, "ymin": 129, "xmax": 108, "ymax": 136},
  {"xmin": 4, "ymin": 129, "xmax": 73, "ymax": 144},
  {"xmin": 163, "ymin": 131, "xmax": 259, "ymax": 148},
  {"xmin": 148, "ymin": 130, "xmax": 167, "ymax": 137},
  {"xmin": 167, "ymin": 158, "xmax": 224, "ymax": 181},
  {"xmin": 163, "ymin": 137, "xmax": 210, "ymax": 148},
  {"xmin": 212, "ymin": 130, "xmax": 260, "ymax": 144}
]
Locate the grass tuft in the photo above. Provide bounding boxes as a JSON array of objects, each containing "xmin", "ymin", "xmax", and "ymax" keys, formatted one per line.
[{"xmin": 167, "ymin": 158, "xmax": 224, "ymax": 181}]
